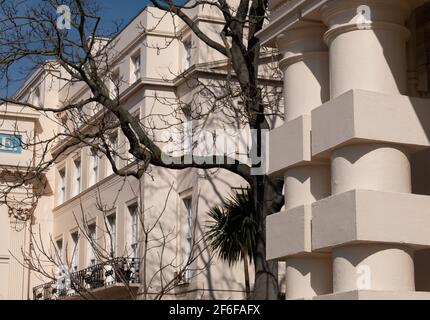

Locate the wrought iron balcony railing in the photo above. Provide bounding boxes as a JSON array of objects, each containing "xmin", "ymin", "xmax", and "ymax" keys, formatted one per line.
[{"xmin": 33, "ymin": 257, "xmax": 140, "ymax": 300}]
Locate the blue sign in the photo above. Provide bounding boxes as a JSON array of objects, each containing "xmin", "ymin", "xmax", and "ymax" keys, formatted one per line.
[{"xmin": 0, "ymin": 134, "xmax": 22, "ymax": 154}]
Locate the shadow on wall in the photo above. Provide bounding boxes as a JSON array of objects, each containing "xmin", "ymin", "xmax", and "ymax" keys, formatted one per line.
[{"xmin": 143, "ymin": 166, "xmax": 250, "ymax": 300}]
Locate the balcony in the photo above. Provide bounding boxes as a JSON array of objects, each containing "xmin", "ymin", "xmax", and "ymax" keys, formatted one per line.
[{"xmin": 33, "ymin": 258, "xmax": 140, "ymax": 300}]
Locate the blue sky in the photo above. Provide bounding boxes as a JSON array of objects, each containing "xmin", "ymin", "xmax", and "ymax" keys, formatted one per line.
[
  {"xmin": 2, "ymin": 0, "xmax": 151, "ymax": 97},
  {"xmin": 97, "ymin": 0, "xmax": 150, "ymax": 27}
]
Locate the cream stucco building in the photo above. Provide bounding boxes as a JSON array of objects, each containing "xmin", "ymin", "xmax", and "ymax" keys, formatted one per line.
[
  {"xmin": 0, "ymin": 5, "xmax": 255, "ymax": 300},
  {"xmin": 261, "ymin": 0, "xmax": 430, "ymax": 299},
  {"xmin": 2, "ymin": 0, "xmax": 430, "ymax": 301}
]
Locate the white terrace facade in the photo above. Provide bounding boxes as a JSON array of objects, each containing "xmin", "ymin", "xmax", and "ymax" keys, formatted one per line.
[
  {"xmin": 2, "ymin": 0, "xmax": 430, "ymax": 301},
  {"xmin": 0, "ymin": 5, "xmax": 260, "ymax": 300}
]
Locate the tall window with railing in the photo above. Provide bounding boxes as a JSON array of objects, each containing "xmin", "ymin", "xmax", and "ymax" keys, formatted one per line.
[
  {"xmin": 55, "ymin": 238, "xmax": 66, "ymax": 297},
  {"xmin": 106, "ymin": 213, "xmax": 116, "ymax": 258},
  {"xmin": 55, "ymin": 238, "xmax": 63, "ymax": 273},
  {"xmin": 87, "ymin": 224, "xmax": 96, "ymax": 266},
  {"xmin": 128, "ymin": 204, "xmax": 138, "ymax": 260},
  {"xmin": 70, "ymin": 231, "xmax": 79, "ymax": 272}
]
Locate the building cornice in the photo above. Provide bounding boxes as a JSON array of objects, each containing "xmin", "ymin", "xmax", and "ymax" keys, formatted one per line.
[
  {"xmin": 324, "ymin": 21, "xmax": 411, "ymax": 45},
  {"xmin": 0, "ymin": 103, "xmax": 41, "ymax": 121},
  {"xmin": 50, "ymin": 58, "xmax": 282, "ymax": 158},
  {"xmin": 257, "ymin": 0, "xmax": 328, "ymax": 47},
  {"xmin": 52, "ymin": 162, "xmax": 140, "ymax": 214}
]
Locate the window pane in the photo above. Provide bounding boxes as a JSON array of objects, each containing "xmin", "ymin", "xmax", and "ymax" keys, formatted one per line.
[
  {"xmin": 70, "ymin": 232, "xmax": 79, "ymax": 272},
  {"xmin": 59, "ymin": 169, "xmax": 66, "ymax": 204},
  {"xmin": 74, "ymin": 159, "xmax": 81, "ymax": 196},
  {"xmin": 90, "ymin": 155, "xmax": 98, "ymax": 186},
  {"xmin": 184, "ymin": 42, "xmax": 191, "ymax": 70},
  {"xmin": 132, "ymin": 54, "xmax": 141, "ymax": 82},
  {"xmin": 128, "ymin": 204, "xmax": 138, "ymax": 259},
  {"xmin": 182, "ymin": 197, "xmax": 193, "ymax": 282},
  {"xmin": 56, "ymin": 239, "xmax": 63, "ymax": 271},
  {"xmin": 87, "ymin": 224, "xmax": 96, "ymax": 266},
  {"xmin": 107, "ymin": 134, "xmax": 118, "ymax": 176},
  {"xmin": 106, "ymin": 214, "xmax": 116, "ymax": 257},
  {"xmin": 110, "ymin": 71, "xmax": 120, "ymax": 99}
]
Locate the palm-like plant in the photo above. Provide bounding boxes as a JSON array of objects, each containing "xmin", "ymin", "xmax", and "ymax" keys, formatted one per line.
[{"xmin": 206, "ymin": 188, "xmax": 257, "ymax": 299}]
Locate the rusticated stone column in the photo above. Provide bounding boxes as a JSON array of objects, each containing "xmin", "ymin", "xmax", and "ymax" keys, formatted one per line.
[
  {"xmin": 276, "ymin": 24, "xmax": 332, "ymax": 299},
  {"xmin": 321, "ymin": 0, "xmax": 414, "ymax": 293}
]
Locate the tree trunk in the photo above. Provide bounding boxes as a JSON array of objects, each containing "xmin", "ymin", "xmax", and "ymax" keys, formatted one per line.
[
  {"xmin": 252, "ymin": 213, "xmax": 278, "ymax": 299},
  {"xmin": 251, "ymin": 176, "xmax": 280, "ymax": 300},
  {"xmin": 242, "ymin": 248, "xmax": 251, "ymax": 300}
]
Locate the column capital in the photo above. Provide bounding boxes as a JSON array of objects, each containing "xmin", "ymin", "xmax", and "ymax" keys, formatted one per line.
[
  {"xmin": 321, "ymin": 0, "xmax": 412, "ymax": 45},
  {"xmin": 275, "ymin": 24, "xmax": 328, "ymax": 70},
  {"xmin": 275, "ymin": 24, "xmax": 330, "ymax": 121},
  {"xmin": 320, "ymin": 0, "xmax": 412, "ymax": 27},
  {"xmin": 323, "ymin": 21, "xmax": 410, "ymax": 46},
  {"xmin": 279, "ymin": 51, "xmax": 328, "ymax": 72}
]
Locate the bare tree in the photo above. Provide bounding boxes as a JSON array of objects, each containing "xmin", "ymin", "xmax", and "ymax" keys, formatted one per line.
[{"xmin": 0, "ymin": 0, "xmax": 284, "ymax": 299}]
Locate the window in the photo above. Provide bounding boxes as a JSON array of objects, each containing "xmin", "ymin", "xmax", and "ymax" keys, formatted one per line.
[
  {"xmin": 58, "ymin": 168, "xmax": 66, "ymax": 204},
  {"xmin": 73, "ymin": 158, "xmax": 81, "ymax": 196},
  {"xmin": 184, "ymin": 41, "xmax": 192, "ymax": 70},
  {"xmin": 55, "ymin": 238, "xmax": 63, "ymax": 272},
  {"xmin": 110, "ymin": 70, "xmax": 120, "ymax": 99},
  {"xmin": 23, "ymin": 92, "xmax": 30, "ymax": 104},
  {"xmin": 74, "ymin": 100, "xmax": 84, "ymax": 128},
  {"xmin": 70, "ymin": 231, "xmax": 79, "ymax": 272},
  {"xmin": 89, "ymin": 154, "xmax": 99, "ymax": 186},
  {"xmin": 128, "ymin": 204, "xmax": 138, "ymax": 260},
  {"xmin": 183, "ymin": 197, "xmax": 193, "ymax": 282},
  {"xmin": 60, "ymin": 117, "xmax": 68, "ymax": 135},
  {"xmin": 131, "ymin": 53, "xmax": 141, "ymax": 83},
  {"xmin": 182, "ymin": 105, "xmax": 193, "ymax": 154},
  {"xmin": 55, "ymin": 238, "xmax": 66, "ymax": 295},
  {"xmin": 32, "ymin": 86, "xmax": 41, "ymax": 106},
  {"xmin": 106, "ymin": 133, "xmax": 118, "ymax": 176},
  {"xmin": 106, "ymin": 213, "xmax": 116, "ymax": 258},
  {"xmin": 87, "ymin": 224, "xmax": 96, "ymax": 266},
  {"xmin": 126, "ymin": 110, "xmax": 140, "ymax": 165}
]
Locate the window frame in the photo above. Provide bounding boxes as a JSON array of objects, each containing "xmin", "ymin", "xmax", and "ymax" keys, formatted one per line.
[
  {"xmin": 127, "ymin": 203, "xmax": 138, "ymax": 260},
  {"xmin": 89, "ymin": 152, "xmax": 99, "ymax": 186},
  {"xmin": 70, "ymin": 230, "xmax": 80, "ymax": 272},
  {"xmin": 86, "ymin": 222, "xmax": 97, "ymax": 267},
  {"xmin": 55, "ymin": 237, "xmax": 64, "ymax": 270},
  {"xmin": 183, "ymin": 40, "xmax": 192, "ymax": 70},
  {"xmin": 130, "ymin": 51, "xmax": 141, "ymax": 83},
  {"xmin": 106, "ymin": 211, "xmax": 117, "ymax": 258},
  {"xmin": 33, "ymin": 85, "xmax": 41, "ymax": 107},
  {"xmin": 72, "ymin": 156, "xmax": 81, "ymax": 196},
  {"xmin": 58, "ymin": 167, "xmax": 66, "ymax": 205},
  {"xmin": 106, "ymin": 131, "xmax": 119, "ymax": 176},
  {"xmin": 110, "ymin": 69, "xmax": 120, "ymax": 99},
  {"xmin": 181, "ymin": 195, "xmax": 193, "ymax": 283}
]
